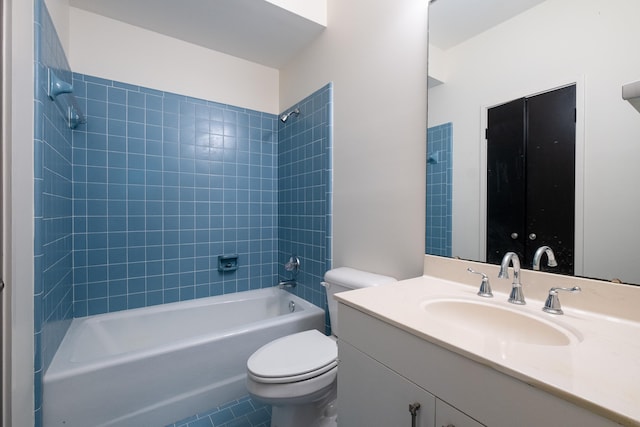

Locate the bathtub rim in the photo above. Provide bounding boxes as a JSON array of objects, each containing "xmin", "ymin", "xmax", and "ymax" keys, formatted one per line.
[{"xmin": 44, "ymin": 287, "xmax": 325, "ymax": 382}]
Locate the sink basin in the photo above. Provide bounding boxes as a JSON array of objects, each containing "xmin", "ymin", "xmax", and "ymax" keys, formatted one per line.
[{"xmin": 420, "ymin": 298, "xmax": 581, "ymax": 346}]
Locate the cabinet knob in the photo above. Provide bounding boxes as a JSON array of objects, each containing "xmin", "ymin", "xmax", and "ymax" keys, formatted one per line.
[
  {"xmin": 510, "ymin": 232, "xmax": 519, "ymax": 239},
  {"xmin": 528, "ymin": 233, "xmax": 537, "ymax": 240}
]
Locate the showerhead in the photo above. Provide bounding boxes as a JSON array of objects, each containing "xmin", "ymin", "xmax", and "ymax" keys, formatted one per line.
[{"xmin": 280, "ymin": 108, "xmax": 300, "ymax": 123}]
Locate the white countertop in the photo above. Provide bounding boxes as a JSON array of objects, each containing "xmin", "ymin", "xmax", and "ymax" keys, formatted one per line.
[{"xmin": 335, "ymin": 274, "xmax": 640, "ymax": 426}]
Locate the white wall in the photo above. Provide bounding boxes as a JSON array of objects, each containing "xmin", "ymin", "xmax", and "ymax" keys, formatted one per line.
[
  {"xmin": 68, "ymin": 8, "xmax": 280, "ymax": 114},
  {"xmin": 44, "ymin": 0, "xmax": 70, "ymax": 55},
  {"xmin": 6, "ymin": 0, "xmax": 36, "ymax": 424},
  {"xmin": 428, "ymin": 0, "xmax": 640, "ymax": 283},
  {"xmin": 427, "ymin": 43, "xmax": 446, "ymax": 86},
  {"xmin": 280, "ymin": 0, "xmax": 429, "ymax": 280}
]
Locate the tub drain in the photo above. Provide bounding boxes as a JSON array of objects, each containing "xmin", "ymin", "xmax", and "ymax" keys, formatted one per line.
[{"xmin": 289, "ymin": 300, "xmax": 296, "ymax": 312}]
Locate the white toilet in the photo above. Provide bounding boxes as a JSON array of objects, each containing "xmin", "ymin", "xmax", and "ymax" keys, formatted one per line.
[{"xmin": 246, "ymin": 267, "xmax": 397, "ymax": 427}]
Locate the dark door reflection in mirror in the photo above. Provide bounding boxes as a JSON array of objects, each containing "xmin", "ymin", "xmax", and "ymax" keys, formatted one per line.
[
  {"xmin": 427, "ymin": 0, "xmax": 640, "ymax": 285},
  {"xmin": 487, "ymin": 85, "xmax": 575, "ymax": 275}
]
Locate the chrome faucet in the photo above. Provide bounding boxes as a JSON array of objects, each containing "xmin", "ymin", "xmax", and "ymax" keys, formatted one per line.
[
  {"xmin": 498, "ymin": 252, "xmax": 526, "ymax": 305},
  {"xmin": 532, "ymin": 246, "xmax": 558, "ymax": 271},
  {"xmin": 467, "ymin": 267, "xmax": 493, "ymax": 298},
  {"xmin": 542, "ymin": 286, "xmax": 581, "ymax": 314},
  {"xmin": 277, "ymin": 255, "xmax": 300, "ymax": 289},
  {"xmin": 277, "ymin": 279, "xmax": 297, "ymax": 289}
]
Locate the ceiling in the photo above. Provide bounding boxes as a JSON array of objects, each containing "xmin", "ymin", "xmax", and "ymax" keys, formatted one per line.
[
  {"xmin": 429, "ymin": 0, "xmax": 547, "ymax": 50},
  {"xmin": 68, "ymin": 0, "xmax": 326, "ymax": 69},
  {"xmin": 69, "ymin": 0, "xmax": 547, "ymax": 69}
]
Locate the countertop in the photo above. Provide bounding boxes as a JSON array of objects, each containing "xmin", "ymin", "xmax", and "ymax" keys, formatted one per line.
[{"xmin": 335, "ymin": 274, "xmax": 640, "ymax": 426}]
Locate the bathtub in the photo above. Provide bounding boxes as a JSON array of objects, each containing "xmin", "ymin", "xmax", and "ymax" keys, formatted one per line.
[{"xmin": 43, "ymin": 287, "xmax": 325, "ymax": 427}]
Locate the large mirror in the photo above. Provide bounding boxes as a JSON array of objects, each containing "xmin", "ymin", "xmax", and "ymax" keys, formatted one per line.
[{"xmin": 427, "ymin": 0, "xmax": 640, "ymax": 284}]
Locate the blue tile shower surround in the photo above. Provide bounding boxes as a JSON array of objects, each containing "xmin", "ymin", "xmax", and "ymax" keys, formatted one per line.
[
  {"xmin": 277, "ymin": 83, "xmax": 333, "ymax": 330},
  {"xmin": 426, "ymin": 122, "xmax": 453, "ymax": 257},
  {"xmin": 34, "ymin": 1, "xmax": 333, "ymax": 425},
  {"xmin": 34, "ymin": 0, "xmax": 75, "ymax": 423},
  {"xmin": 71, "ymin": 73, "xmax": 280, "ymax": 316},
  {"xmin": 166, "ymin": 395, "xmax": 271, "ymax": 427}
]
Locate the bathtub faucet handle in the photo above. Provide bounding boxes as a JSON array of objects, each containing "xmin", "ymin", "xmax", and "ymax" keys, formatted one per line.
[
  {"xmin": 280, "ymin": 255, "xmax": 299, "ymax": 289},
  {"xmin": 285, "ymin": 255, "xmax": 300, "ymax": 273}
]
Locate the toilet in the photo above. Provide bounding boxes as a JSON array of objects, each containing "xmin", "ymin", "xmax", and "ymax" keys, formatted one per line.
[{"xmin": 246, "ymin": 267, "xmax": 397, "ymax": 427}]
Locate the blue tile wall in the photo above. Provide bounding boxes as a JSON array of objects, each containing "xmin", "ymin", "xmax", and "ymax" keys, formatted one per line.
[
  {"xmin": 426, "ymin": 122, "xmax": 453, "ymax": 256},
  {"xmin": 71, "ymin": 74, "xmax": 279, "ymax": 316},
  {"xmin": 34, "ymin": 0, "xmax": 74, "ymax": 423},
  {"xmin": 277, "ymin": 84, "xmax": 333, "ymax": 330}
]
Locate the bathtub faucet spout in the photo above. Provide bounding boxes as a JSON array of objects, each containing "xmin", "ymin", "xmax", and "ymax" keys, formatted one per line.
[{"xmin": 277, "ymin": 279, "xmax": 297, "ymax": 289}]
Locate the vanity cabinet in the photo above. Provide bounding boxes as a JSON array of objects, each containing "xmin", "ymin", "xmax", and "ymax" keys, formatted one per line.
[
  {"xmin": 337, "ymin": 302, "xmax": 621, "ymax": 427},
  {"xmin": 338, "ymin": 340, "xmax": 436, "ymax": 427},
  {"xmin": 435, "ymin": 399, "xmax": 484, "ymax": 427},
  {"xmin": 339, "ymin": 338, "xmax": 483, "ymax": 427}
]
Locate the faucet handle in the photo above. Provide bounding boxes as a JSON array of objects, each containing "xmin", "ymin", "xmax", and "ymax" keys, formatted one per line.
[
  {"xmin": 542, "ymin": 286, "xmax": 581, "ymax": 315},
  {"xmin": 285, "ymin": 255, "xmax": 300, "ymax": 273},
  {"xmin": 467, "ymin": 268, "xmax": 493, "ymax": 298}
]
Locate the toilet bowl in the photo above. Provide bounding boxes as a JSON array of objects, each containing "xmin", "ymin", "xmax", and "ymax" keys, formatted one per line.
[
  {"xmin": 246, "ymin": 267, "xmax": 397, "ymax": 427},
  {"xmin": 246, "ymin": 330, "xmax": 338, "ymax": 427}
]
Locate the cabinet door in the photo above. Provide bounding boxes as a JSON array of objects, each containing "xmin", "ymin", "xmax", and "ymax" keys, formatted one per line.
[
  {"xmin": 435, "ymin": 399, "xmax": 485, "ymax": 427},
  {"xmin": 338, "ymin": 340, "xmax": 435, "ymax": 427}
]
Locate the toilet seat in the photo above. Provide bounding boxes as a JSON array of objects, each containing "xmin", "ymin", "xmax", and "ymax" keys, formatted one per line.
[{"xmin": 247, "ymin": 330, "xmax": 337, "ymax": 384}]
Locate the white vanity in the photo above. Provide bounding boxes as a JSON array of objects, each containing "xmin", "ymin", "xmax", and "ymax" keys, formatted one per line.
[{"xmin": 335, "ymin": 255, "xmax": 640, "ymax": 426}]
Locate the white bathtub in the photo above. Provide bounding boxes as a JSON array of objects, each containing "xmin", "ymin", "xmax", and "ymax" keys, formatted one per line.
[{"xmin": 43, "ymin": 287, "xmax": 325, "ymax": 427}]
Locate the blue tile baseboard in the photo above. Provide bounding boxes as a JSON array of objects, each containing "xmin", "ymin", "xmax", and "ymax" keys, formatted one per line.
[{"xmin": 166, "ymin": 396, "xmax": 271, "ymax": 427}]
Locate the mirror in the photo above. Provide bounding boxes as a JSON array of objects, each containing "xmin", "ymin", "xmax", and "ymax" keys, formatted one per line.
[{"xmin": 427, "ymin": 0, "xmax": 640, "ymax": 285}]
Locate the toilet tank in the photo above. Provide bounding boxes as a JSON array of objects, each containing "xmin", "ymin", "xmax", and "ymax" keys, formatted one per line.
[{"xmin": 323, "ymin": 267, "xmax": 396, "ymax": 336}]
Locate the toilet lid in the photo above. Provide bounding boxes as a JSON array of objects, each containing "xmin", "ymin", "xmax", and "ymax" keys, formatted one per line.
[{"xmin": 247, "ymin": 330, "xmax": 337, "ymax": 383}]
